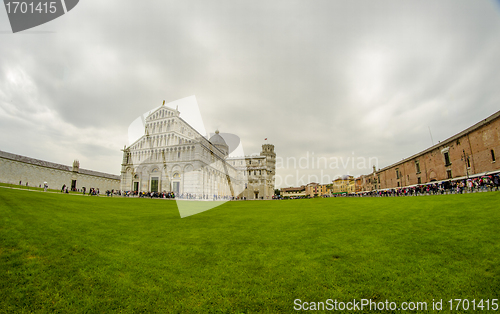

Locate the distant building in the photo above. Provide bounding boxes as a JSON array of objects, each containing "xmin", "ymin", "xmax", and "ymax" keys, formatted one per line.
[
  {"xmin": 355, "ymin": 176, "xmax": 364, "ymax": 192},
  {"xmin": 280, "ymin": 185, "xmax": 306, "ymax": 198},
  {"xmin": 355, "ymin": 168, "xmax": 377, "ymax": 192},
  {"xmin": 332, "ymin": 175, "xmax": 355, "ymax": 194},
  {"xmin": 305, "ymin": 182, "xmax": 329, "ymax": 197}
]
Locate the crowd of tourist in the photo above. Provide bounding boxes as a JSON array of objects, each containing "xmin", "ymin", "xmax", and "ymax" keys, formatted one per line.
[
  {"xmin": 343, "ymin": 175, "xmax": 500, "ymax": 198},
  {"xmin": 119, "ymin": 191, "xmax": 248, "ymax": 200},
  {"xmin": 23, "ymin": 173, "xmax": 498, "ymax": 200}
]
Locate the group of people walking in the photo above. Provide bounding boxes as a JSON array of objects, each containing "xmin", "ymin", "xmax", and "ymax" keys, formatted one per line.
[
  {"xmin": 121, "ymin": 191, "xmax": 236, "ymax": 200},
  {"xmin": 348, "ymin": 175, "xmax": 500, "ymax": 197}
]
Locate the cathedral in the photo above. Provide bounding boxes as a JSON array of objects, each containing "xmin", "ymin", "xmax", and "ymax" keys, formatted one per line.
[{"xmin": 120, "ymin": 101, "xmax": 276, "ymax": 199}]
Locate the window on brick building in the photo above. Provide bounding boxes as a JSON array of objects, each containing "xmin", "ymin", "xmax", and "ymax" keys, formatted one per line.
[
  {"xmin": 415, "ymin": 161, "xmax": 421, "ymax": 173},
  {"xmin": 444, "ymin": 152, "xmax": 451, "ymax": 166},
  {"xmin": 418, "ymin": 177, "xmax": 421, "ymax": 184},
  {"xmin": 466, "ymin": 157, "xmax": 471, "ymax": 168},
  {"xmin": 447, "ymin": 169, "xmax": 452, "ymax": 179},
  {"xmin": 492, "ymin": 150, "xmax": 496, "ymax": 162},
  {"xmin": 396, "ymin": 168, "xmax": 400, "ymax": 179}
]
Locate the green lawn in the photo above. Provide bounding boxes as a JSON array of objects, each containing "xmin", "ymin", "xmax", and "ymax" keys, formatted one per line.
[{"xmin": 1, "ymin": 187, "xmax": 499, "ymax": 313}]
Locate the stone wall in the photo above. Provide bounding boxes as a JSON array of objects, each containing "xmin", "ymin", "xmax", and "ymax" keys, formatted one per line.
[{"xmin": 0, "ymin": 150, "xmax": 120, "ymax": 191}]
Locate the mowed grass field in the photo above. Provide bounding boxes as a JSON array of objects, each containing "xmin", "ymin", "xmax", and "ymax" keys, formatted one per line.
[{"xmin": 1, "ymin": 188, "xmax": 500, "ymax": 313}]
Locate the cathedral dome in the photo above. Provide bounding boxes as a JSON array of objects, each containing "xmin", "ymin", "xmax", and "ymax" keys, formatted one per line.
[
  {"xmin": 210, "ymin": 130, "xmax": 227, "ymax": 146},
  {"xmin": 210, "ymin": 130, "xmax": 229, "ymax": 156}
]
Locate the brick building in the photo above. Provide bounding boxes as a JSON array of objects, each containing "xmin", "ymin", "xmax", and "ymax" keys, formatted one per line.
[{"xmin": 358, "ymin": 110, "xmax": 500, "ymax": 191}]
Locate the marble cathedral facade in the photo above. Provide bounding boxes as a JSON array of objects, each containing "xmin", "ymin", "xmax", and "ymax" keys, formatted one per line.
[{"xmin": 120, "ymin": 103, "xmax": 276, "ymax": 199}]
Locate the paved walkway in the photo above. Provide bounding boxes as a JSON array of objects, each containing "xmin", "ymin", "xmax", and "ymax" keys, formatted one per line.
[{"xmin": 0, "ymin": 185, "xmax": 92, "ymax": 197}]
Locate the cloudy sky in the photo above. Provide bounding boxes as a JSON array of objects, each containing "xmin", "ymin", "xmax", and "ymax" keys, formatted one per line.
[{"xmin": 1, "ymin": 0, "xmax": 500, "ymax": 187}]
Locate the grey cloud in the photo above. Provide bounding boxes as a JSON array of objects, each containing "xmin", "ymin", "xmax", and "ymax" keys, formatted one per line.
[{"xmin": 0, "ymin": 0, "xmax": 499, "ymax": 185}]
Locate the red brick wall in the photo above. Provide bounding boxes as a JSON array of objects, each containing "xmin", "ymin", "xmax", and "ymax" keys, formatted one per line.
[{"xmin": 361, "ymin": 112, "xmax": 500, "ymax": 190}]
